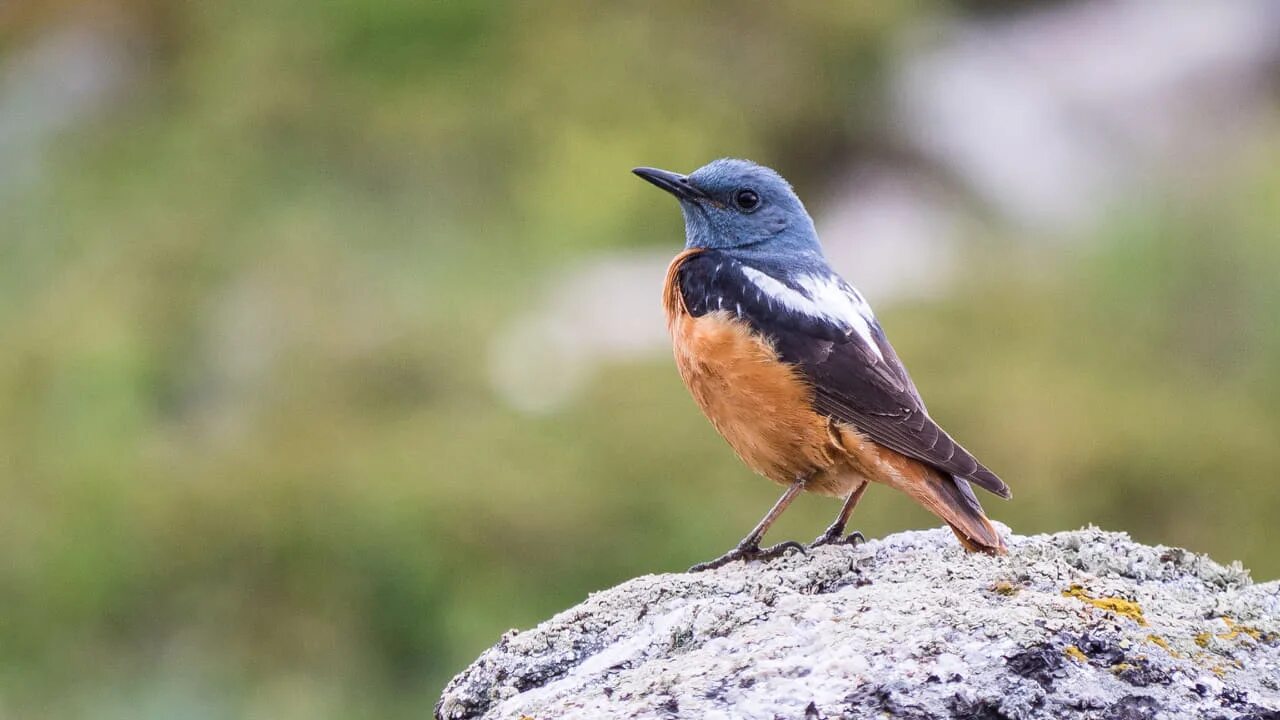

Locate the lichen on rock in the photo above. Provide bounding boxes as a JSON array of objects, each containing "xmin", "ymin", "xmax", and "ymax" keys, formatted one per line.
[{"xmin": 435, "ymin": 527, "xmax": 1280, "ymax": 720}]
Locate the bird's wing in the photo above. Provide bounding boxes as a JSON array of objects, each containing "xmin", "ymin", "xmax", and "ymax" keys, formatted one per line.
[{"xmin": 677, "ymin": 251, "xmax": 1010, "ymax": 499}]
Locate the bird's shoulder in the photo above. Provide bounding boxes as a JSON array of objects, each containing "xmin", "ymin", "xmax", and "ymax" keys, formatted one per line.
[
  {"xmin": 672, "ymin": 250, "xmax": 917, "ymax": 413},
  {"xmin": 673, "ymin": 249, "xmax": 873, "ymax": 346}
]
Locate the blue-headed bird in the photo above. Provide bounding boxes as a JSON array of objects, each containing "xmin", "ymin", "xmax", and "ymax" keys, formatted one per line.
[{"xmin": 634, "ymin": 159, "xmax": 1011, "ymax": 571}]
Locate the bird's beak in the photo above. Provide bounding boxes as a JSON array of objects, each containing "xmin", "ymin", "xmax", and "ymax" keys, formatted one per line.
[{"xmin": 632, "ymin": 166, "xmax": 710, "ymax": 202}]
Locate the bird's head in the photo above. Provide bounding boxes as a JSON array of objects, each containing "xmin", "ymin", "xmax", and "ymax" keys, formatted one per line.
[{"xmin": 633, "ymin": 158, "xmax": 821, "ymax": 256}]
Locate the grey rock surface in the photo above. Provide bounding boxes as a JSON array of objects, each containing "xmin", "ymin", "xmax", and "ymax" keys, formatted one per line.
[{"xmin": 436, "ymin": 527, "xmax": 1280, "ymax": 720}]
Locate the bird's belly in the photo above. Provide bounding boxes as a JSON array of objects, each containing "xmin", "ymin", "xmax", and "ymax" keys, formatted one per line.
[{"xmin": 670, "ymin": 311, "xmax": 842, "ymax": 486}]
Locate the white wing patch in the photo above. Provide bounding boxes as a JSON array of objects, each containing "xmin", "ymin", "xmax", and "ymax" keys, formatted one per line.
[{"xmin": 739, "ymin": 266, "xmax": 883, "ymax": 361}]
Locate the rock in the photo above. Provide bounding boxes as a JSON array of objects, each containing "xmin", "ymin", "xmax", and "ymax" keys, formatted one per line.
[{"xmin": 435, "ymin": 527, "xmax": 1280, "ymax": 720}]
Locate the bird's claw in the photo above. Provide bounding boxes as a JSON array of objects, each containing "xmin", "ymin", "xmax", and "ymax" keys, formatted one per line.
[
  {"xmin": 808, "ymin": 529, "xmax": 865, "ymax": 550},
  {"xmin": 688, "ymin": 539, "xmax": 806, "ymax": 572}
]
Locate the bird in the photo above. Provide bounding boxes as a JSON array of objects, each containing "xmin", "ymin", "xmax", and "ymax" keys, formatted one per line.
[{"xmin": 633, "ymin": 158, "xmax": 1011, "ymax": 572}]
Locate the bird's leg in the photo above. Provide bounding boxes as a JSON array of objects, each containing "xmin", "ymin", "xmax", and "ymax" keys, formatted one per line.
[
  {"xmin": 688, "ymin": 477, "xmax": 807, "ymax": 572},
  {"xmin": 810, "ymin": 479, "xmax": 869, "ymax": 548}
]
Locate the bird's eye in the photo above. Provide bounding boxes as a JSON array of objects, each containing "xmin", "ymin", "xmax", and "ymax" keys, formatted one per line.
[{"xmin": 734, "ymin": 189, "xmax": 760, "ymax": 212}]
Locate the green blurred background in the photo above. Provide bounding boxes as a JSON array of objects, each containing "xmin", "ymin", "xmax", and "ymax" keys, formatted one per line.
[{"xmin": 2, "ymin": 1, "xmax": 1278, "ymax": 717}]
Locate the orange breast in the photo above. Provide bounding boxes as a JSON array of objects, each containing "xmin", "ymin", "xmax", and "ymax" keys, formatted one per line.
[
  {"xmin": 668, "ymin": 309, "xmax": 839, "ymax": 485},
  {"xmin": 662, "ymin": 249, "xmax": 847, "ymax": 488}
]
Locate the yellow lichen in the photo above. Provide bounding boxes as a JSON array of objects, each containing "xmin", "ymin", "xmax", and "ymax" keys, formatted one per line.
[
  {"xmin": 1062, "ymin": 585, "xmax": 1147, "ymax": 625},
  {"xmin": 1204, "ymin": 617, "xmax": 1264, "ymax": 645},
  {"xmin": 1221, "ymin": 618, "xmax": 1262, "ymax": 642},
  {"xmin": 991, "ymin": 581, "xmax": 1019, "ymax": 596},
  {"xmin": 1110, "ymin": 663, "xmax": 1135, "ymax": 674},
  {"xmin": 1145, "ymin": 634, "xmax": 1181, "ymax": 658},
  {"xmin": 1064, "ymin": 645, "xmax": 1087, "ymax": 663}
]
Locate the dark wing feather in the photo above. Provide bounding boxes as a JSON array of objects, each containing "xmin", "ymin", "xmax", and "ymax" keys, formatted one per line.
[
  {"xmin": 677, "ymin": 251, "xmax": 1011, "ymax": 500},
  {"xmin": 788, "ymin": 323, "xmax": 1010, "ymax": 499}
]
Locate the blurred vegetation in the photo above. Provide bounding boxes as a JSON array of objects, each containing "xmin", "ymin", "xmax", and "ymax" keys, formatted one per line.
[{"xmin": 1, "ymin": 1, "xmax": 1278, "ymax": 718}]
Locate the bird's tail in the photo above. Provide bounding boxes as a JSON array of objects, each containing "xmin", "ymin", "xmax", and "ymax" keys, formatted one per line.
[{"xmin": 892, "ymin": 457, "xmax": 1007, "ymax": 555}]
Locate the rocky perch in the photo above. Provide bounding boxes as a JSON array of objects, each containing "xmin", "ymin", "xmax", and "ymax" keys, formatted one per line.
[{"xmin": 436, "ymin": 527, "xmax": 1279, "ymax": 720}]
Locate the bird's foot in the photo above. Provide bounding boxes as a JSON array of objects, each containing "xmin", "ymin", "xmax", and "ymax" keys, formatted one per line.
[
  {"xmin": 688, "ymin": 539, "xmax": 806, "ymax": 573},
  {"xmin": 808, "ymin": 528, "xmax": 865, "ymax": 550}
]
